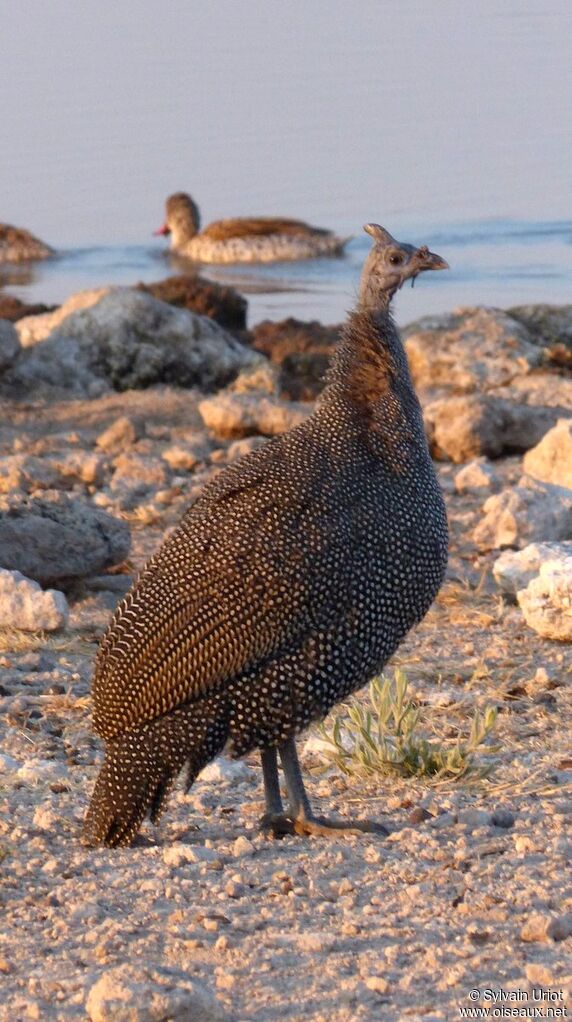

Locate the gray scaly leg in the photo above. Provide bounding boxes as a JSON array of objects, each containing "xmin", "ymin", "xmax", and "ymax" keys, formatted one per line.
[
  {"xmin": 258, "ymin": 746, "xmax": 296, "ymax": 837},
  {"xmin": 278, "ymin": 736, "xmax": 387, "ymax": 837}
]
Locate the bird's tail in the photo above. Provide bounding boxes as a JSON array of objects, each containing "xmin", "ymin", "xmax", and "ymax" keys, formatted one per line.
[{"xmin": 82, "ymin": 696, "xmax": 227, "ymax": 848}]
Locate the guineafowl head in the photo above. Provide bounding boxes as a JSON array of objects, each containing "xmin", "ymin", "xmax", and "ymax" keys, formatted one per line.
[{"xmin": 359, "ymin": 224, "xmax": 448, "ymax": 309}]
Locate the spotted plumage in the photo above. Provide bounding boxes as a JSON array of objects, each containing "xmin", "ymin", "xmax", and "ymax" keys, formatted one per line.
[
  {"xmin": 83, "ymin": 223, "xmax": 449, "ymax": 847},
  {"xmin": 154, "ymin": 192, "xmax": 349, "ymax": 263}
]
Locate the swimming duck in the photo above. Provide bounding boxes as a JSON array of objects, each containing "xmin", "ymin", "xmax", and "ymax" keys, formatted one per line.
[
  {"xmin": 154, "ymin": 192, "xmax": 349, "ymax": 264},
  {"xmin": 0, "ymin": 223, "xmax": 54, "ymax": 263}
]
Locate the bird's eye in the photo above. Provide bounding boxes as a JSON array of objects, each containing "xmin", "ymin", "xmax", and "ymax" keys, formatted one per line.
[{"xmin": 389, "ymin": 253, "xmax": 402, "ymax": 266}]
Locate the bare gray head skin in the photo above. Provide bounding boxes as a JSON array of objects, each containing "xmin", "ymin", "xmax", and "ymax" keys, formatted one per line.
[
  {"xmin": 154, "ymin": 193, "xmax": 201, "ymax": 245},
  {"xmin": 359, "ymin": 223, "xmax": 449, "ymax": 311}
]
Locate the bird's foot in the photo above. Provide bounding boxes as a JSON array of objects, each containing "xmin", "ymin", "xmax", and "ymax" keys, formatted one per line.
[
  {"xmin": 259, "ymin": 811, "xmax": 387, "ymax": 839},
  {"xmin": 292, "ymin": 813, "xmax": 388, "ymax": 838},
  {"xmin": 258, "ymin": 812, "xmax": 296, "ymax": 838}
]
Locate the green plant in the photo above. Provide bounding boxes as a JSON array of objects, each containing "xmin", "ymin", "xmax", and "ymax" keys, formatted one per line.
[{"xmin": 318, "ymin": 669, "xmax": 498, "ymax": 782}]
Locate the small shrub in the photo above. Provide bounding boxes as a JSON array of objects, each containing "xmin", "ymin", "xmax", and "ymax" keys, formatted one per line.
[{"xmin": 318, "ymin": 669, "xmax": 498, "ymax": 782}]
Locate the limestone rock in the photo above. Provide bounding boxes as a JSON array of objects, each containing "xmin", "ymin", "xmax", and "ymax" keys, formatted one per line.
[
  {"xmin": 493, "ymin": 542, "xmax": 572, "ymax": 596},
  {"xmin": 0, "ymin": 455, "xmax": 66, "ymax": 494},
  {"xmin": 454, "ymin": 457, "xmax": 499, "ymax": 494},
  {"xmin": 523, "ymin": 418, "xmax": 572, "ymax": 489},
  {"xmin": 11, "ymin": 289, "xmax": 260, "ymax": 396},
  {"xmin": 474, "ymin": 476, "xmax": 572, "ymax": 551},
  {"xmin": 15, "ymin": 287, "xmax": 110, "ymax": 347},
  {"xmin": 517, "ymin": 553, "xmax": 572, "ymax": 641},
  {"xmin": 508, "ymin": 303, "xmax": 572, "ymax": 367},
  {"xmin": 0, "ymin": 492, "xmax": 130, "ymax": 586},
  {"xmin": 423, "ymin": 394, "xmax": 559, "ymax": 463},
  {"xmin": 404, "ymin": 306, "xmax": 541, "ymax": 394},
  {"xmin": 228, "ymin": 358, "xmax": 279, "ymax": 395},
  {"xmin": 199, "ymin": 390, "xmax": 310, "ymax": 439},
  {"xmin": 0, "ymin": 320, "xmax": 20, "ymax": 371},
  {"xmin": 96, "ymin": 416, "xmax": 140, "ymax": 454},
  {"xmin": 50, "ymin": 451, "xmax": 108, "ymax": 488},
  {"xmin": 0, "ymin": 569, "xmax": 68, "ymax": 631},
  {"xmin": 86, "ymin": 963, "xmax": 226, "ymax": 1022},
  {"xmin": 111, "ymin": 453, "xmax": 171, "ymax": 492}
]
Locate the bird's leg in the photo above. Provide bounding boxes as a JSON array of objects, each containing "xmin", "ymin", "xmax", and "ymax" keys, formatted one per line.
[
  {"xmin": 258, "ymin": 746, "xmax": 295, "ymax": 837},
  {"xmin": 278, "ymin": 736, "xmax": 387, "ymax": 837}
]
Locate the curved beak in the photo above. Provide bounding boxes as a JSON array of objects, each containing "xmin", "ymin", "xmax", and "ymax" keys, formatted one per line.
[
  {"xmin": 153, "ymin": 223, "xmax": 171, "ymax": 237},
  {"xmin": 419, "ymin": 249, "xmax": 449, "ymax": 272}
]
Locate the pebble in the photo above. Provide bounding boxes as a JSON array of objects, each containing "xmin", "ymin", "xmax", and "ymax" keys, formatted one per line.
[
  {"xmin": 457, "ymin": 809, "xmax": 491, "ymax": 829},
  {"xmin": 200, "ymin": 757, "xmax": 252, "ymax": 783},
  {"xmin": 525, "ymin": 963, "xmax": 555, "ymax": 985},
  {"xmin": 162, "ymin": 843, "xmax": 219, "ymax": 867},
  {"xmin": 85, "ymin": 963, "xmax": 227, "ymax": 1021},
  {"xmin": 547, "ymin": 912, "xmax": 572, "ymax": 941},
  {"xmin": 364, "ymin": 975, "xmax": 390, "ymax": 995},
  {"xmin": 232, "ymin": 836, "xmax": 255, "ymax": 858},
  {"xmin": 520, "ymin": 913, "xmax": 552, "ymax": 942},
  {"xmin": 490, "ymin": 808, "xmax": 515, "ymax": 829},
  {"xmin": 295, "ymin": 931, "xmax": 335, "ymax": 953}
]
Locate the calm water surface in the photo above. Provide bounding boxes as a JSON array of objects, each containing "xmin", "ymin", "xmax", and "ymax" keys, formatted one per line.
[{"xmin": 2, "ymin": 0, "xmax": 571, "ymax": 325}]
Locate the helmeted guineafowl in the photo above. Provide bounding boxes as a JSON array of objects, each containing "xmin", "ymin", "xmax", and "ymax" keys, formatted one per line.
[{"xmin": 82, "ymin": 223, "xmax": 449, "ymax": 847}]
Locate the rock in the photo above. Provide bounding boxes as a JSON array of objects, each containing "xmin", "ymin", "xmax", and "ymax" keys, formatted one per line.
[
  {"xmin": 364, "ymin": 976, "xmax": 390, "ymax": 996},
  {"xmin": 523, "ymin": 418, "xmax": 572, "ymax": 489},
  {"xmin": 228, "ymin": 359, "xmax": 279, "ymax": 395},
  {"xmin": 457, "ymin": 809, "xmax": 491, "ymax": 830},
  {"xmin": 474, "ymin": 477, "xmax": 572, "ymax": 551},
  {"xmin": 96, "ymin": 416, "xmax": 140, "ymax": 454},
  {"xmin": 86, "ymin": 963, "xmax": 226, "ymax": 1022},
  {"xmin": 198, "ymin": 391, "xmax": 310, "ymax": 439},
  {"xmin": 111, "ymin": 453, "xmax": 171, "ymax": 492},
  {"xmin": 517, "ymin": 553, "xmax": 572, "ymax": 641},
  {"xmin": 404, "ymin": 306, "xmax": 541, "ymax": 394},
  {"xmin": 223, "ymin": 437, "xmax": 267, "ymax": 463},
  {"xmin": 15, "ymin": 288, "xmax": 110, "ymax": 347},
  {"xmin": 51, "ymin": 452, "xmax": 108, "ymax": 488},
  {"xmin": 493, "ymin": 542, "xmax": 572, "ymax": 596},
  {"xmin": 0, "ymin": 320, "xmax": 20, "ymax": 371},
  {"xmin": 250, "ymin": 317, "xmax": 340, "ymax": 400},
  {"xmin": 454, "ymin": 457, "xmax": 499, "ymax": 494},
  {"xmin": 0, "ymin": 492, "xmax": 130, "ymax": 586},
  {"xmin": 138, "ymin": 275, "xmax": 247, "ymax": 333},
  {"xmin": 200, "ymin": 758, "xmax": 252, "ymax": 783},
  {"xmin": 232, "ymin": 836, "xmax": 255, "ymax": 858},
  {"xmin": 163, "ymin": 844, "xmax": 219, "ymax": 867},
  {"xmin": 524, "ymin": 963, "xmax": 555, "ymax": 986},
  {"xmin": 547, "ymin": 912, "xmax": 572, "ymax": 941},
  {"xmin": 508, "ymin": 303, "xmax": 572, "ymax": 367},
  {"xmin": 490, "ymin": 809, "xmax": 515, "ymax": 829},
  {"xmin": 11, "ymin": 289, "xmax": 260, "ymax": 396},
  {"xmin": 520, "ymin": 912, "xmax": 572, "ymax": 943},
  {"xmin": 424, "ymin": 394, "xmax": 561, "ymax": 463},
  {"xmin": 0, "ymin": 569, "xmax": 68, "ymax": 631},
  {"xmin": 0, "ymin": 455, "xmax": 66, "ymax": 494},
  {"xmin": 0, "ymin": 451, "xmax": 108, "ymax": 494},
  {"xmin": 0, "ymin": 294, "xmax": 55, "ymax": 323},
  {"xmin": 162, "ymin": 446, "xmax": 202, "ymax": 472}
]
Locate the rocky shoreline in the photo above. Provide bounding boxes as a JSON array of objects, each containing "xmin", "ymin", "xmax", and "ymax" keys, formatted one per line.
[{"xmin": 0, "ymin": 278, "xmax": 570, "ymax": 1021}]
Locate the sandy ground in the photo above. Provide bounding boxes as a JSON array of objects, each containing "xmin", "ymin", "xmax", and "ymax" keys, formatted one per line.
[{"xmin": 0, "ymin": 390, "xmax": 571, "ymax": 1022}]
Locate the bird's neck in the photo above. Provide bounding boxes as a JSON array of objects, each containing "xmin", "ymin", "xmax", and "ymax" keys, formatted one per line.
[
  {"xmin": 171, "ymin": 206, "xmax": 200, "ymax": 246},
  {"xmin": 320, "ymin": 308, "xmax": 426, "ymax": 458},
  {"xmin": 358, "ymin": 277, "xmax": 395, "ymax": 313}
]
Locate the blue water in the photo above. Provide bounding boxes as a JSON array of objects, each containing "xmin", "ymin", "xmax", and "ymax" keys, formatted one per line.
[{"xmin": 2, "ymin": 0, "xmax": 571, "ymax": 326}]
